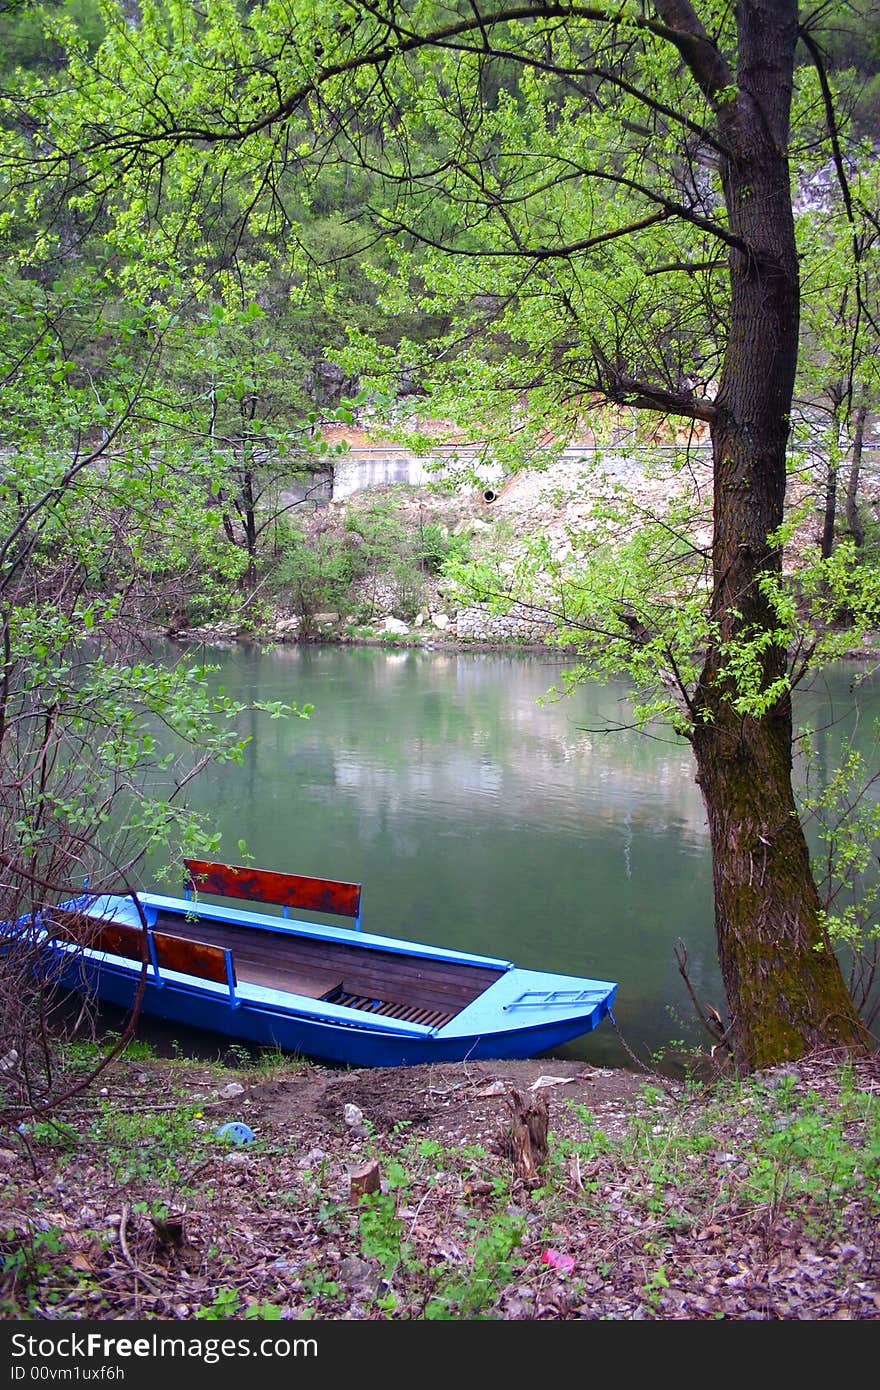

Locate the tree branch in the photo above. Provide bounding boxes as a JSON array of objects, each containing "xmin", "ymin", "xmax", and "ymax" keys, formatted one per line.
[
  {"xmin": 379, "ymin": 206, "xmax": 670, "ymax": 260},
  {"xmin": 650, "ymin": 0, "xmax": 733, "ymax": 102},
  {"xmin": 645, "ymin": 259, "xmax": 726, "ymax": 276},
  {"xmin": 65, "ymin": 3, "xmax": 735, "ymax": 155}
]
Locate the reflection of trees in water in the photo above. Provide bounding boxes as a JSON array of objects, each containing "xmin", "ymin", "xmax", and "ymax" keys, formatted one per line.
[{"xmin": 186, "ymin": 647, "xmax": 880, "ymax": 854}]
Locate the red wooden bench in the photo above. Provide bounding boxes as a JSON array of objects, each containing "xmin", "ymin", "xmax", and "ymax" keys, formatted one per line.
[
  {"xmin": 183, "ymin": 859, "xmax": 363, "ymax": 930},
  {"xmin": 48, "ymin": 907, "xmax": 235, "ymax": 988}
]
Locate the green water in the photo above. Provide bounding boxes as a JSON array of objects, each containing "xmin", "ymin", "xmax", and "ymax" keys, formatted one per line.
[{"xmin": 142, "ymin": 643, "xmax": 879, "ymax": 1072}]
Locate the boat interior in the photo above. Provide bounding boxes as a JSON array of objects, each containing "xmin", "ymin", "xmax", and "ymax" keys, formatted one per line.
[
  {"xmin": 47, "ymin": 902, "xmax": 504, "ymax": 1030},
  {"xmin": 156, "ymin": 908, "xmax": 502, "ymax": 1028},
  {"xmin": 48, "ymin": 861, "xmax": 506, "ymax": 1030}
]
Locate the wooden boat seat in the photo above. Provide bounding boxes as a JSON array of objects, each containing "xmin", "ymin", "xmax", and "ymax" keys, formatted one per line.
[
  {"xmin": 48, "ymin": 908, "xmax": 233, "ymax": 986},
  {"xmin": 184, "ymin": 858, "xmax": 362, "ymax": 926}
]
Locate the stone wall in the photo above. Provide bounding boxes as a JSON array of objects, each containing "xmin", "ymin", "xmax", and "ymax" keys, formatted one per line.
[{"xmin": 452, "ymin": 603, "xmax": 554, "ymax": 643}]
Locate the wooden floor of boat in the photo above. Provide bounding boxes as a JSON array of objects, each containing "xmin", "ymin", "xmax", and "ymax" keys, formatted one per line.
[{"xmin": 153, "ymin": 909, "xmax": 503, "ymax": 1026}]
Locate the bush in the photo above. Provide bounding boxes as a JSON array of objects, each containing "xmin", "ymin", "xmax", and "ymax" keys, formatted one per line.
[
  {"xmin": 416, "ymin": 521, "xmax": 471, "ymax": 575},
  {"xmin": 273, "ymin": 521, "xmax": 356, "ymax": 629}
]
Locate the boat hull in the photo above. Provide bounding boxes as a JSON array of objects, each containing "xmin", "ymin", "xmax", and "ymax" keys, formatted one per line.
[
  {"xmin": 51, "ymin": 954, "xmax": 615, "ymax": 1065},
  {"xmin": 29, "ymin": 885, "xmax": 617, "ymax": 1067}
]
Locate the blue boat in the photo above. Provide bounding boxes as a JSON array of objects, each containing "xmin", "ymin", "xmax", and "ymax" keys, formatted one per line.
[{"xmin": 32, "ymin": 860, "xmax": 617, "ymax": 1067}]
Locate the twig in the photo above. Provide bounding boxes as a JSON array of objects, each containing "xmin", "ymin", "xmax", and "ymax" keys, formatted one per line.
[
  {"xmin": 118, "ymin": 1203, "xmax": 162, "ymax": 1295},
  {"xmin": 608, "ymin": 1015, "xmax": 680, "ymax": 1095},
  {"xmin": 674, "ymin": 939, "xmax": 733, "ymax": 1057}
]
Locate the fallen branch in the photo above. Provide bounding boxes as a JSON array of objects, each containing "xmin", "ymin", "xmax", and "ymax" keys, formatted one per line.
[{"xmin": 118, "ymin": 1204, "xmax": 162, "ymax": 1295}]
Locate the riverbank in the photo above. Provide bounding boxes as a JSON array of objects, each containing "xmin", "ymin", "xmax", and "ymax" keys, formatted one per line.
[
  {"xmin": 3, "ymin": 1045, "xmax": 878, "ymax": 1320},
  {"xmin": 164, "ymin": 466, "xmax": 880, "ymax": 658}
]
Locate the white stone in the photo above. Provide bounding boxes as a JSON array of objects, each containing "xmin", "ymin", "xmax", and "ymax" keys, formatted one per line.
[
  {"xmin": 430, "ymin": 612, "xmax": 450, "ymax": 630},
  {"xmin": 382, "ymin": 617, "xmax": 409, "ymax": 635}
]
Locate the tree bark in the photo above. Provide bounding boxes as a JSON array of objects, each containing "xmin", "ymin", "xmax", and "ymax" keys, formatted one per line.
[
  {"xmin": 821, "ymin": 460, "xmax": 838, "ymax": 560},
  {"xmin": 691, "ymin": 0, "xmax": 869, "ymax": 1068},
  {"xmin": 845, "ymin": 404, "xmax": 866, "ymax": 547}
]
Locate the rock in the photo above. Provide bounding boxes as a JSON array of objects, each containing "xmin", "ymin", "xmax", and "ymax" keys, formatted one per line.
[
  {"xmin": 344, "ymin": 1103, "xmax": 369, "ymax": 1138},
  {"xmin": 381, "ymin": 616, "xmax": 409, "ymax": 635},
  {"xmin": 452, "ymin": 517, "xmax": 492, "ymax": 535},
  {"xmin": 430, "ymin": 612, "xmax": 450, "ymax": 630},
  {"xmin": 218, "ymin": 1082, "xmax": 245, "ymax": 1100},
  {"xmin": 339, "ymin": 1256, "xmax": 381, "ymax": 1294},
  {"xmin": 0, "ymin": 1150, "xmax": 17, "ymax": 1169},
  {"xmin": 313, "ymin": 612, "xmax": 339, "ymax": 624}
]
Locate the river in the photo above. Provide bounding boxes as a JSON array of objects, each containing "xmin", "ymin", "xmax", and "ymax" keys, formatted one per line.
[{"xmin": 139, "ymin": 642, "xmax": 879, "ymax": 1072}]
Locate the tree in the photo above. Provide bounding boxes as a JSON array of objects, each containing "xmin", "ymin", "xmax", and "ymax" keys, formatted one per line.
[
  {"xmin": 0, "ymin": 106, "xmax": 312, "ymax": 1117},
  {"xmin": 3, "ymin": 0, "xmax": 878, "ymax": 1069},
  {"xmin": 0, "ymin": 405, "xmax": 306, "ymax": 1117}
]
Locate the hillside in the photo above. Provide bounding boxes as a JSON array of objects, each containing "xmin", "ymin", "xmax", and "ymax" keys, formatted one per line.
[{"xmin": 176, "ymin": 425, "xmax": 880, "ymax": 655}]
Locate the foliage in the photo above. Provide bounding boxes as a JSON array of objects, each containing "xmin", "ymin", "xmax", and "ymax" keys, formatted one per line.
[
  {"xmin": 807, "ymin": 0, "xmax": 880, "ymax": 134},
  {"xmin": 0, "ymin": 398, "xmax": 312, "ymax": 1122},
  {"xmin": 798, "ymin": 727, "xmax": 880, "ymax": 1025},
  {"xmin": 340, "ymin": 495, "xmax": 469, "ymax": 622},
  {"xmin": 0, "ymin": 1225, "xmax": 70, "ymax": 1317},
  {"xmin": 273, "ymin": 518, "xmax": 358, "ymax": 629},
  {"xmin": 87, "ymin": 1100, "xmax": 213, "ymax": 1189}
]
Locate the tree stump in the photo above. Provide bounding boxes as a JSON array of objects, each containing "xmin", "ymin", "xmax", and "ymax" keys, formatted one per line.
[
  {"xmin": 501, "ymin": 1087, "xmax": 549, "ymax": 1183},
  {"xmin": 349, "ymin": 1159, "xmax": 382, "ymax": 1201}
]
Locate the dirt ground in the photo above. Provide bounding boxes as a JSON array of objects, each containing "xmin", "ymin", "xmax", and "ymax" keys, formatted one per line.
[
  {"xmin": 219, "ymin": 1056, "xmax": 652, "ymax": 1148},
  {"xmin": 4, "ymin": 1047, "xmax": 879, "ymax": 1321}
]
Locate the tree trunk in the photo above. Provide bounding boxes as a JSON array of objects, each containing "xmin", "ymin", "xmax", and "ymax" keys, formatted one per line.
[
  {"xmin": 692, "ymin": 698, "xmax": 868, "ymax": 1068},
  {"xmin": 821, "ymin": 397, "xmax": 843, "ymax": 559},
  {"xmin": 692, "ymin": 0, "xmax": 870, "ymax": 1069},
  {"xmin": 845, "ymin": 404, "xmax": 866, "ymax": 547},
  {"xmin": 501, "ymin": 1088, "xmax": 549, "ymax": 1184},
  {"xmin": 237, "ymin": 464, "xmax": 258, "ymax": 588},
  {"xmin": 821, "ymin": 460, "xmax": 838, "ymax": 560}
]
